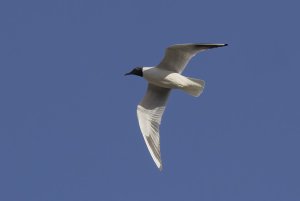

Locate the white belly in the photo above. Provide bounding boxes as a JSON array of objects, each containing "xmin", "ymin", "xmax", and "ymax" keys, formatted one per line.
[{"xmin": 143, "ymin": 67, "xmax": 193, "ymax": 89}]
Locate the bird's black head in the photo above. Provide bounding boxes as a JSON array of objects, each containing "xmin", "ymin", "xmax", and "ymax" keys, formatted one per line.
[{"xmin": 125, "ymin": 67, "xmax": 143, "ymax": 77}]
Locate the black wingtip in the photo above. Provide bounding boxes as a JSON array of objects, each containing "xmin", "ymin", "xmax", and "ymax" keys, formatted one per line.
[{"xmin": 195, "ymin": 43, "xmax": 228, "ymax": 49}]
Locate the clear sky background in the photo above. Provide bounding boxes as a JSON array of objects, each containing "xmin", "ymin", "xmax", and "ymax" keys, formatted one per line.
[{"xmin": 1, "ymin": 0, "xmax": 300, "ymax": 200}]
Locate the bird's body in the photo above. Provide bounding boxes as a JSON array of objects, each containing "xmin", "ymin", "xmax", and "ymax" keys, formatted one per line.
[
  {"xmin": 142, "ymin": 67, "xmax": 204, "ymax": 96},
  {"xmin": 126, "ymin": 43, "xmax": 228, "ymax": 170}
]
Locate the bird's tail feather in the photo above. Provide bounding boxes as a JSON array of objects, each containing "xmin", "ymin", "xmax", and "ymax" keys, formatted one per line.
[{"xmin": 183, "ymin": 77, "xmax": 205, "ymax": 97}]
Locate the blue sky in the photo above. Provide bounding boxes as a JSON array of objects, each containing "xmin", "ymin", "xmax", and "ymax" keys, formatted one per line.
[{"xmin": 1, "ymin": 0, "xmax": 300, "ymax": 200}]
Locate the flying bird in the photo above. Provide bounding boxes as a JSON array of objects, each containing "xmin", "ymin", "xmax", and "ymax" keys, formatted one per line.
[{"xmin": 125, "ymin": 43, "xmax": 228, "ymax": 170}]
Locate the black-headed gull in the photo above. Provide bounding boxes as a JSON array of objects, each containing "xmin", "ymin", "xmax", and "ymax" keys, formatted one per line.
[{"xmin": 125, "ymin": 43, "xmax": 228, "ymax": 170}]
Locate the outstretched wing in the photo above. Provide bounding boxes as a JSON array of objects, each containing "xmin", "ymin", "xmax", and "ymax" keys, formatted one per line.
[
  {"xmin": 157, "ymin": 43, "xmax": 228, "ymax": 74},
  {"xmin": 137, "ymin": 84, "xmax": 171, "ymax": 170}
]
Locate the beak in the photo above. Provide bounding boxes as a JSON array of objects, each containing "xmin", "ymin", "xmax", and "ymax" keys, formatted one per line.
[{"xmin": 124, "ymin": 72, "xmax": 132, "ymax": 76}]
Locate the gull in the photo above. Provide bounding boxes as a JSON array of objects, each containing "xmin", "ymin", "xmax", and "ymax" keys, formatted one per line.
[{"xmin": 125, "ymin": 43, "xmax": 228, "ymax": 170}]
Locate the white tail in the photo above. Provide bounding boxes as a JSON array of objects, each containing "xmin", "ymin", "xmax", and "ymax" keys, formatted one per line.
[{"xmin": 182, "ymin": 77, "xmax": 205, "ymax": 97}]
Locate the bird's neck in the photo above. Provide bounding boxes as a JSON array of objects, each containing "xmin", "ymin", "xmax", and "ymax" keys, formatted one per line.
[{"xmin": 142, "ymin": 67, "xmax": 154, "ymax": 72}]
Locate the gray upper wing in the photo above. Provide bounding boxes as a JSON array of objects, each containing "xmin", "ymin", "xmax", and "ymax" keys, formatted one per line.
[
  {"xmin": 157, "ymin": 43, "xmax": 227, "ymax": 74},
  {"xmin": 137, "ymin": 84, "xmax": 171, "ymax": 170}
]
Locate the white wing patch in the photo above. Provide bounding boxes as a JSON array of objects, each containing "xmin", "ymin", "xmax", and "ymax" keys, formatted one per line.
[{"xmin": 137, "ymin": 105, "xmax": 163, "ymax": 170}]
